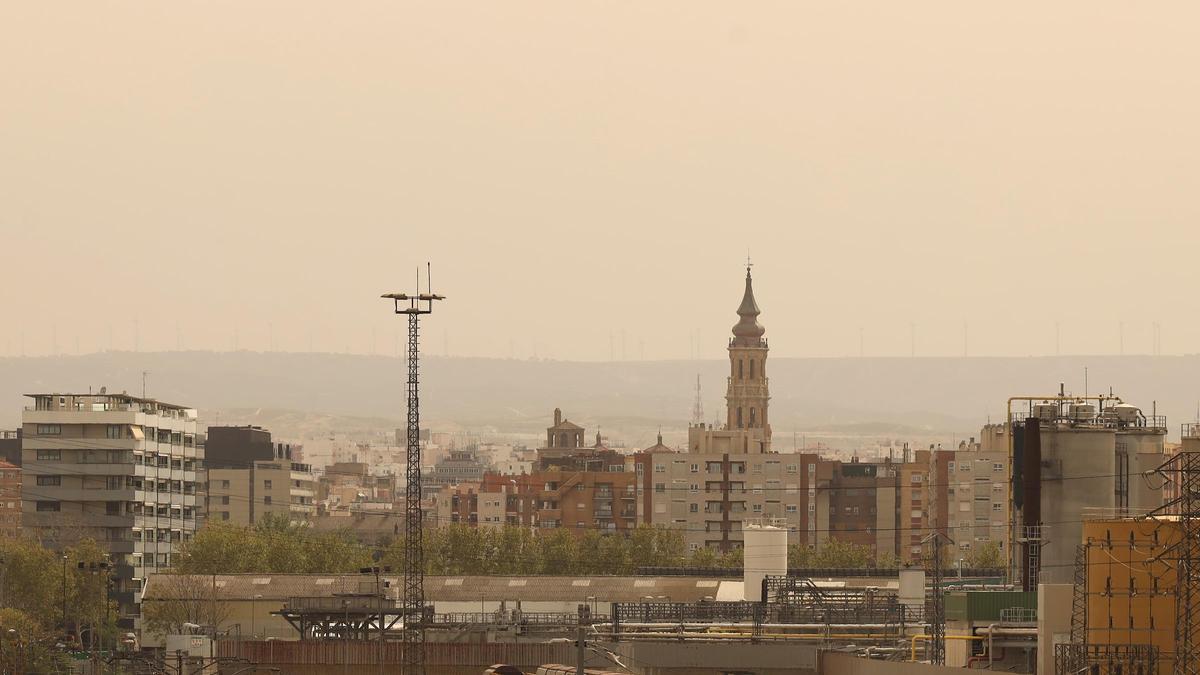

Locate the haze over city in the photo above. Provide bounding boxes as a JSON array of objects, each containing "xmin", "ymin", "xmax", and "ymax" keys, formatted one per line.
[
  {"xmin": 3, "ymin": 4, "xmax": 1200, "ymax": 675},
  {"xmin": 3, "ymin": 2, "xmax": 1199, "ymax": 362}
]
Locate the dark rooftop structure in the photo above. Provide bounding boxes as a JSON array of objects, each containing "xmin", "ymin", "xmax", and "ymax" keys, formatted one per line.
[{"xmin": 206, "ymin": 425, "xmax": 294, "ymax": 469}]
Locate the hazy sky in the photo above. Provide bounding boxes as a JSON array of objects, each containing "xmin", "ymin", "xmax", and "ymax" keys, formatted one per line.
[{"xmin": 2, "ymin": 2, "xmax": 1198, "ymax": 361}]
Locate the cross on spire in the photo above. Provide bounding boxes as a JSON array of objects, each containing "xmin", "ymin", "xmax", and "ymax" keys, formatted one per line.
[{"xmin": 745, "ymin": 253, "xmax": 753, "ymax": 273}]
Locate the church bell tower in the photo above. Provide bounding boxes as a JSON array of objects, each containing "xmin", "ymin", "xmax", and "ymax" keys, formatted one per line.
[{"xmin": 726, "ymin": 264, "xmax": 771, "ymax": 451}]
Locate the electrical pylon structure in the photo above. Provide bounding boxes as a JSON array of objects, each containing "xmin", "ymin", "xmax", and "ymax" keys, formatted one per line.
[
  {"xmin": 922, "ymin": 531, "xmax": 953, "ymax": 665},
  {"xmin": 1150, "ymin": 450, "xmax": 1200, "ymax": 675},
  {"xmin": 382, "ymin": 268, "xmax": 444, "ymax": 675}
]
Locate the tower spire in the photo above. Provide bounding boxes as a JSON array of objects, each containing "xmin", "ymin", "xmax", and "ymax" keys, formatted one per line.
[{"xmin": 732, "ymin": 265, "xmax": 765, "ymax": 345}]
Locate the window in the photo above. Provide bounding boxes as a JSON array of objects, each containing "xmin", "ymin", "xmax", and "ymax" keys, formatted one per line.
[
  {"xmin": 655, "ymin": 483, "xmax": 665, "ymax": 494},
  {"xmin": 749, "ymin": 359, "xmax": 756, "ymax": 379},
  {"xmin": 993, "ymin": 463, "xmax": 1004, "ymax": 472},
  {"xmin": 911, "ymin": 474, "xmax": 923, "ymax": 483},
  {"xmin": 786, "ymin": 464, "xmax": 798, "ymax": 474},
  {"xmin": 992, "ymin": 503, "xmax": 1003, "ymax": 511},
  {"xmin": 263, "ymin": 480, "xmax": 272, "ymax": 489},
  {"xmin": 36, "ymin": 501, "xmax": 60, "ymax": 512},
  {"xmin": 654, "ymin": 464, "xmax": 665, "ymax": 473},
  {"xmin": 689, "ymin": 503, "xmax": 698, "ymax": 513},
  {"xmin": 960, "ymin": 463, "xmax": 971, "ymax": 472},
  {"xmin": 36, "ymin": 449, "xmax": 61, "ymax": 461},
  {"xmin": 106, "ymin": 502, "xmax": 120, "ymax": 515},
  {"xmin": 752, "ymin": 504, "xmax": 762, "ymax": 513},
  {"xmin": 36, "ymin": 424, "xmax": 61, "ymax": 436},
  {"xmin": 220, "ymin": 480, "xmax": 230, "ymax": 489},
  {"xmin": 36, "ymin": 475, "xmax": 61, "ymax": 486},
  {"xmin": 785, "ymin": 504, "xmax": 798, "ymax": 513},
  {"xmin": 221, "ymin": 496, "xmax": 230, "ymax": 505},
  {"xmin": 264, "ymin": 496, "xmax": 272, "ymax": 505},
  {"xmin": 947, "ymin": 461, "xmax": 955, "ymax": 471},
  {"xmin": 106, "ymin": 425, "xmax": 125, "ymax": 439},
  {"xmin": 690, "ymin": 464, "xmax": 698, "ymax": 473}
]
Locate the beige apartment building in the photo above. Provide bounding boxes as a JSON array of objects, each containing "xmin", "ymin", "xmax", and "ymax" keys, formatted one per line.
[
  {"xmin": 207, "ymin": 459, "xmax": 316, "ymax": 525},
  {"xmin": 641, "ymin": 449, "xmax": 832, "ymax": 553},
  {"xmin": 204, "ymin": 425, "xmax": 315, "ymax": 526}
]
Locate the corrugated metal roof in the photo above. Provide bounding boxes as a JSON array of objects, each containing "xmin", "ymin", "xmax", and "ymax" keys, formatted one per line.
[{"xmin": 143, "ymin": 574, "xmax": 735, "ymax": 603}]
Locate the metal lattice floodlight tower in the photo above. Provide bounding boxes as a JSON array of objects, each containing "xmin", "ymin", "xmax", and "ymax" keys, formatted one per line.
[{"xmin": 382, "ymin": 267, "xmax": 444, "ymax": 675}]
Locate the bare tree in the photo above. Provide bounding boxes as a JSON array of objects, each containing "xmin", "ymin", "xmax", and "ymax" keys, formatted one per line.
[{"xmin": 141, "ymin": 574, "xmax": 231, "ymax": 637}]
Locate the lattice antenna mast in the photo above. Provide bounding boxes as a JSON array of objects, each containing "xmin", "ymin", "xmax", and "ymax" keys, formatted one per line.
[
  {"xmin": 691, "ymin": 375, "xmax": 704, "ymax": 425},
  {"xmin": 381, "ymin": 264, "xmax": 445, "ymax": 675}
]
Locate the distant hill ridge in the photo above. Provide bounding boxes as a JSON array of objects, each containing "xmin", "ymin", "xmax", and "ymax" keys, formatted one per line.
[{"xmin": 2, "ymin": 351, "xmax": 1198, "ymax": 440}]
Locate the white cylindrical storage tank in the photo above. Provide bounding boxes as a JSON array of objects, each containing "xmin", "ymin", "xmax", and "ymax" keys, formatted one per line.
[
  {"xmin": 1032, "ymin": 403, "xmax": 1058, "ymax": 421},
  {"xmin": 1070, "ymin": 402, "xmax": 1096, "ymax": 421},
  {"xmin": 1111, "ymin": 404, "xmax": 1141, "ymax": 424},
  {"xmin": 742, "ymin": 523, "xmax": 788, "ymax": 602}
]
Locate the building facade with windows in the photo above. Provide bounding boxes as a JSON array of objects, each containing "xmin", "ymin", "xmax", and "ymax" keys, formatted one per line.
[
  {"xmin": 639, "ymin": 447, "xmax": 833, "ymax": 553},
  {"xmin": 928, "ymin": 439, "xmax": 1010, "ymax": 564},
  {"xmin": 20, "ymin": 392, "xmax": 204, "ymax": 626},
  {"xmin": 204, "ymin": 425, "xmax": 315, "ymax": 525},
  {"xmin": 0, "ymin": 460, "xmax": 20, "ymax": 536}
]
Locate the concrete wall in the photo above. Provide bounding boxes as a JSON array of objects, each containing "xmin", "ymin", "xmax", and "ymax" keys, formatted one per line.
[
  {"xmin": 819, "ymin": 652, "xmax": 964, "ymax": 675},
  {"xmin": 1037, "ymin": 584, "xmax": 1073, "ymax": 675},
  {"xmin": 613, "ymin": 640, "xmax": 818, "ymax": 675}
]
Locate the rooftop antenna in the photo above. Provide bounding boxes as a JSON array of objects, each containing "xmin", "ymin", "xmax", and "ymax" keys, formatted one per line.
[
  {"xmin": 142, "ymin": 371, "xmax": 149, "ymax": 399},
  {"xmin": 381, "ymin": 261, "xmax": 445, "ymax": 675},
  {"xmin": 1084, "ymin": 367, "xmax": 1088, "ymax": 398}
]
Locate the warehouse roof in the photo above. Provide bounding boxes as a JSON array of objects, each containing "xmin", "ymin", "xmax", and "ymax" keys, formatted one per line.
[{"xmin": 143, "ymin": 574, "xmax": 735, "ymax": 603}]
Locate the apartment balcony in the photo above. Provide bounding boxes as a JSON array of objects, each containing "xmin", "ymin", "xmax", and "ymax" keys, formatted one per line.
[
  {"xmin": 21, "ymin": 409, "xmax": 140, "ymax": 425},
  {"xmin": 103, "ymin": 541, "xmax": 136, "ymax": 555},
  {"xmin": 38, "ymin": 487, "xmax": 137, "ymax": 502},
  {"xmin": 69, "ymin": 514, "xmax": 136, "ymax": 529}
]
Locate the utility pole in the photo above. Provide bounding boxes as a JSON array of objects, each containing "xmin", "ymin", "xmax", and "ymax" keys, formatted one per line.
[{"xmin": 381, "ymin": 264, "xmax": 444, "ymax": 675}]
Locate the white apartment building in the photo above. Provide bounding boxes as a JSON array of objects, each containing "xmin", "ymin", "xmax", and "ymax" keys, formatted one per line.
[{"xmin": 21, "ymin": 392, "xmax": 204, "ymax": 626}]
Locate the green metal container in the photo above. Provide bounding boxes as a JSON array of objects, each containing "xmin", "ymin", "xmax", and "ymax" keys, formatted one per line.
[{"xmin": 943, "ymin": 590, "xmax": 1037, "ymax": 622}]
